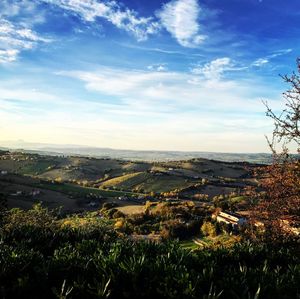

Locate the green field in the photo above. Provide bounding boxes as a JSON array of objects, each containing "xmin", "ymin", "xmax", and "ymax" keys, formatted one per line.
[
  {"xmin": 0, "ymin": 151, "xmax": 255, "ymax": 198},
  {"xmin": 18, "ymin": 160, "xmax": 54, "ymax": 175},
  {"xmin": 100, "ymin": 172, "xmax": 198, "ymax": 193},
  {"xmin": 180, "ymin": 240, "xmax": 200, "ymax": 250},
  {"xmin": 34, "ymin": 182, "xmax": 141, "ymax": 198},
  {"xmin": 138, "ymin": 175, "xmax": 196, "ymax": 192},
  {"xmin": 100, "ymin": 172, "xmax": 150, "ymax": 189}
]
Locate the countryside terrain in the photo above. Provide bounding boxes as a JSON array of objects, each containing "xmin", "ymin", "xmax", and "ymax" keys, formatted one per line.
[
  {"xmin": 0, "ymin": 149, "xmax": 258, "ymax": 214},
  {"xmin": 1, "ymin": 150, "xmax": 299, "ymax": 299}
]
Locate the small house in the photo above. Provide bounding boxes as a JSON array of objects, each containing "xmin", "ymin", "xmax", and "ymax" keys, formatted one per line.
[
  {"xmin": 11, "ymin": 190, "xmax": 22, "ymax": 196},
  {"xmin": 214, "ymin": 211, "xmax": 247, "ymax": 227},
  {"xmin": 118, "ymin": 196, "xmax": 128, "ymax": 201}
]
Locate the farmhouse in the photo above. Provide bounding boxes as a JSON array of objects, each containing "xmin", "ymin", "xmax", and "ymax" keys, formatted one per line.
[
  {"xmin": 118, "ymin": 196, "xmax": 128, "ymax": 201},
  {"xmin": 11, "ymin": 191, "xmax": 22, "ymax": 196},
  {"xmin": 214, "ymin": 211, "xmax": 247, "ymax": 227}
]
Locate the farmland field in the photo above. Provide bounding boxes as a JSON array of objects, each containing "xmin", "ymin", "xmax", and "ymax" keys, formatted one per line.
[{"xmin": 0, "ymin": 151, "xmax": 258, "ymax": 212}]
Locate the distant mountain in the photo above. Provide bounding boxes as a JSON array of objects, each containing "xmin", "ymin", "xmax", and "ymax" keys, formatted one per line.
[{"xmin": 0, "ymin": 140, "xmax": 272, "ymax": 163}]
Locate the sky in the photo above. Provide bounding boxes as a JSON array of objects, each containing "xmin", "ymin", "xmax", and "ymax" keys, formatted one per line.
[{"xmin": 0, "ymin": 0, "xmax": 299, "ymax": 153}]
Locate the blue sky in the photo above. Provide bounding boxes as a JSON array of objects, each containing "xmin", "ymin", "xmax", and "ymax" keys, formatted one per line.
[{"xmin": 0, "ymin": 0, "xmax": 299, "ymax": 152}]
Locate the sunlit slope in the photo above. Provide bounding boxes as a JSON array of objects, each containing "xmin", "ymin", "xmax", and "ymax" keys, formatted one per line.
[
  {"xmin": 99, "ymin": 171, "xmax": 198, "ymax": 193},
  {"xmin": 0, "ymin": 152, "xmax": 252, "ymax": 193}
]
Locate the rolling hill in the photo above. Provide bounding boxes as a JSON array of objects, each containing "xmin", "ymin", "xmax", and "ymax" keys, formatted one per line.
[{"xmin": 0, "ymin": 150, "xmax": 256, "ymax": 191}]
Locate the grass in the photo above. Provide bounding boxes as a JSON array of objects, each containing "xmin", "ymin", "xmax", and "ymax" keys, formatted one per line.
[
  {"xmin": 193, "ymin": 234, "xmax": 242, "ymax": 248},
  {"xmin": 229, "ymin": 196, "xmax": 247, "ymax": 203},
  {"xmin": 18, "ymin": 161, "xmax": 54, "ymax": 175},
  {"xmin": 100, "ymin": 172, "xmax": 149, "ymax": 189},
  {"xmin": 117, "ymin": 205, "xmax": 145, "ymax": 215},
  {"xmin": 180, "ymin": 240, "xmax": 200, "ymax": 251},
  {"xmin": 100, "ymin": 172, "xmax": 197, "ymax": 193},
  {"xmin": 33, "ymin": 181, "xmax": 141, "ymax": 198},
  {"xmin": 0, "ymin": 159, "xmax": 55, "ymax": 176},
  {"xmin": 138, "ymin": 175, "xmax": 197, "ymax": 193}
]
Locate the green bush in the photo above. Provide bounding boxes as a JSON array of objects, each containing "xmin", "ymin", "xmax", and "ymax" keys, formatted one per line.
[
  {"xmin": 0, "ymin": 207, "xmax": 299, "ymax": 299},
  {"xmin": 201, "ymin": 221, "xmax": 217, "ymax": 237}
]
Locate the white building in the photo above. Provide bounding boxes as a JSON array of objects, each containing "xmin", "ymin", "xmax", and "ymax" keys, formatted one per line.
[{"xmin": 215, "ymin": 211, "xmax": 247, "ymax": 227}]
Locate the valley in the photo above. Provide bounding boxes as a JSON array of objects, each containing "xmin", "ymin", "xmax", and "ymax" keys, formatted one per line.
[{"xmin": 0, "ymin": 150, "xmax": 258, "ymax": 215}]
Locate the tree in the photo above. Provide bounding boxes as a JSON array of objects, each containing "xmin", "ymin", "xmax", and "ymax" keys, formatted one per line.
[
  {"xmin": 265, "ymin": 59, "xmax": 300, "ymax": 149},
  {"xmin": 251, "ymin": 59, "xmax": 300, "ymax": 241},
  {"xmin": 201, "ymin": 221, "xmax": 216, "ymax": 237}
]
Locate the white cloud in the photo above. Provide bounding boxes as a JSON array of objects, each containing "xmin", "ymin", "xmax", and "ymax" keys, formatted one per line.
[
  {"xmin": 0, "ymin": 19, "xmax": 52, "ymax": 63},
  {"xmin": 269, "ymin": 48, "xmax": 292, "ymax": 58},
  {"xmin": 0, "ymin": 49, "xmax": 19, "ymax": 63},
  {"xmin": 252, "ymin": 49, "xmax": 293, "ymax": 67},
  {"xmin": 57, "ymin": 65, "xmax": 281, "ymax": 116},
  {"xmin": 156, "ymin": 0, "xmax": 206, "ymax": 47},
  {"xmin": 252, "ymin": 58, "xmax": 269, "ymax": 67},
  {"xmin": 41, "ymin": 0, "xmax": 160, "ymax": 41},
  {"xmin": 147, "ymin": 63, "xmax": 167, "ymax": 72},
  {"xmin": 0, "ymin": 1, "xmax": 46, "ymax": 26},
  {"xmin": 191, "ymin": 57, "xmax": 233, "ymax": 80},
  {"xmin": 0, "ymin": 66, "xmax": 283, "ymax": 152},
  {"xmin": 58, "ymin": 68, "xmax": 180, "ymax": 99},
  {"xmin": 1, "ymin": 0, "xmax": 208, "ymax": 47},
  {"xmin": 0, "ymin": 0, "xmax": 37, "ymax": 18}
]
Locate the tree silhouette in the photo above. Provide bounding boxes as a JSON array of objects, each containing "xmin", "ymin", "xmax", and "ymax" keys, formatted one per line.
[{"xmin": 251, "ymin": 59, "xmax": 300, "ymax": 241}]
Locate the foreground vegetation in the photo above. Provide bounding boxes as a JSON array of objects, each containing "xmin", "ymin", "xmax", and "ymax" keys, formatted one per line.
[{"xmin": 0, "ymin": 206, "xmax": 299, "ymax": 299}]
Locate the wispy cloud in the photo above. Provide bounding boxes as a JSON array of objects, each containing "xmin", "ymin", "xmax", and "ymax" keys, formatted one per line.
[
  {"xmin": 0, "ymin": 64, "xmax": 282, "ymax": 152},
  {"xmin": 0, "ymin": 49, "xmax": 19, "ymax": 63},
  {"xmin": 252, "ymin": 58, "xmax": 269, "ymax": 67},
  {"xmin": 0, "ymin": 74, "xmax": 277, "ymax": 152},
  {"xmin": 252, "ymin": 48, "xmax": 293, "ymax": 67},
  {"xmin": 191, "ymin": 57, "xmax": 232, "ymax": 80},
  {"xmin": 0, "ymin": 0, "xmax": 210, "ymax": 49},
  {"xmin": 147, "ymin": 63, "xmax": 167, "ymax": 72},
  {"xmin": 269, "ymin": 48, "xmax": 293, "ymax": 58},
  {"xmin": 156, "ymin": 0, "xmax": 206, "ymax": 47},
  {"xmin": 117, "ymin": 43, "xmax": 182, "ymax": 54},
  {"xmin": 0, "ymin": 0, "xmax": 46, "ymax": 26},
  {"xmin": 0, "ymin": 19, "xmax": 52, "ymax": 63},
  {"xmin": 0, "ymin": 0, "xmax": 37, "ymax": 18},
  {"xmin": 190, "ymin": 57, "xmax": 247, "ymax": 81},
  {"xmin": 57, "ymin": 65, "xmax": 281, "ymax": 115},
  {"xmin": 40, "ymin": 0, "xmax": 160, "ymax": 41}
]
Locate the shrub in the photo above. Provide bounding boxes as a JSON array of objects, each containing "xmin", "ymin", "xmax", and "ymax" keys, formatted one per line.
[
  {"xmin": 0, "ymin": 207, "xmax": 299, "ymax": 299},
  {"xmin": 201, "ymin": 221, "xmax": 217, "ymax": 237}
]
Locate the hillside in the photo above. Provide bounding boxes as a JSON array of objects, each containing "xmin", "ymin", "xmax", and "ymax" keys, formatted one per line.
[
  {"xmin": 0, "ymin": 151, "xmax": 255, "ymax": 189},
  {"xmin": 0, "ymin": 150, "xmax": 258, "ymax": 213}
]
